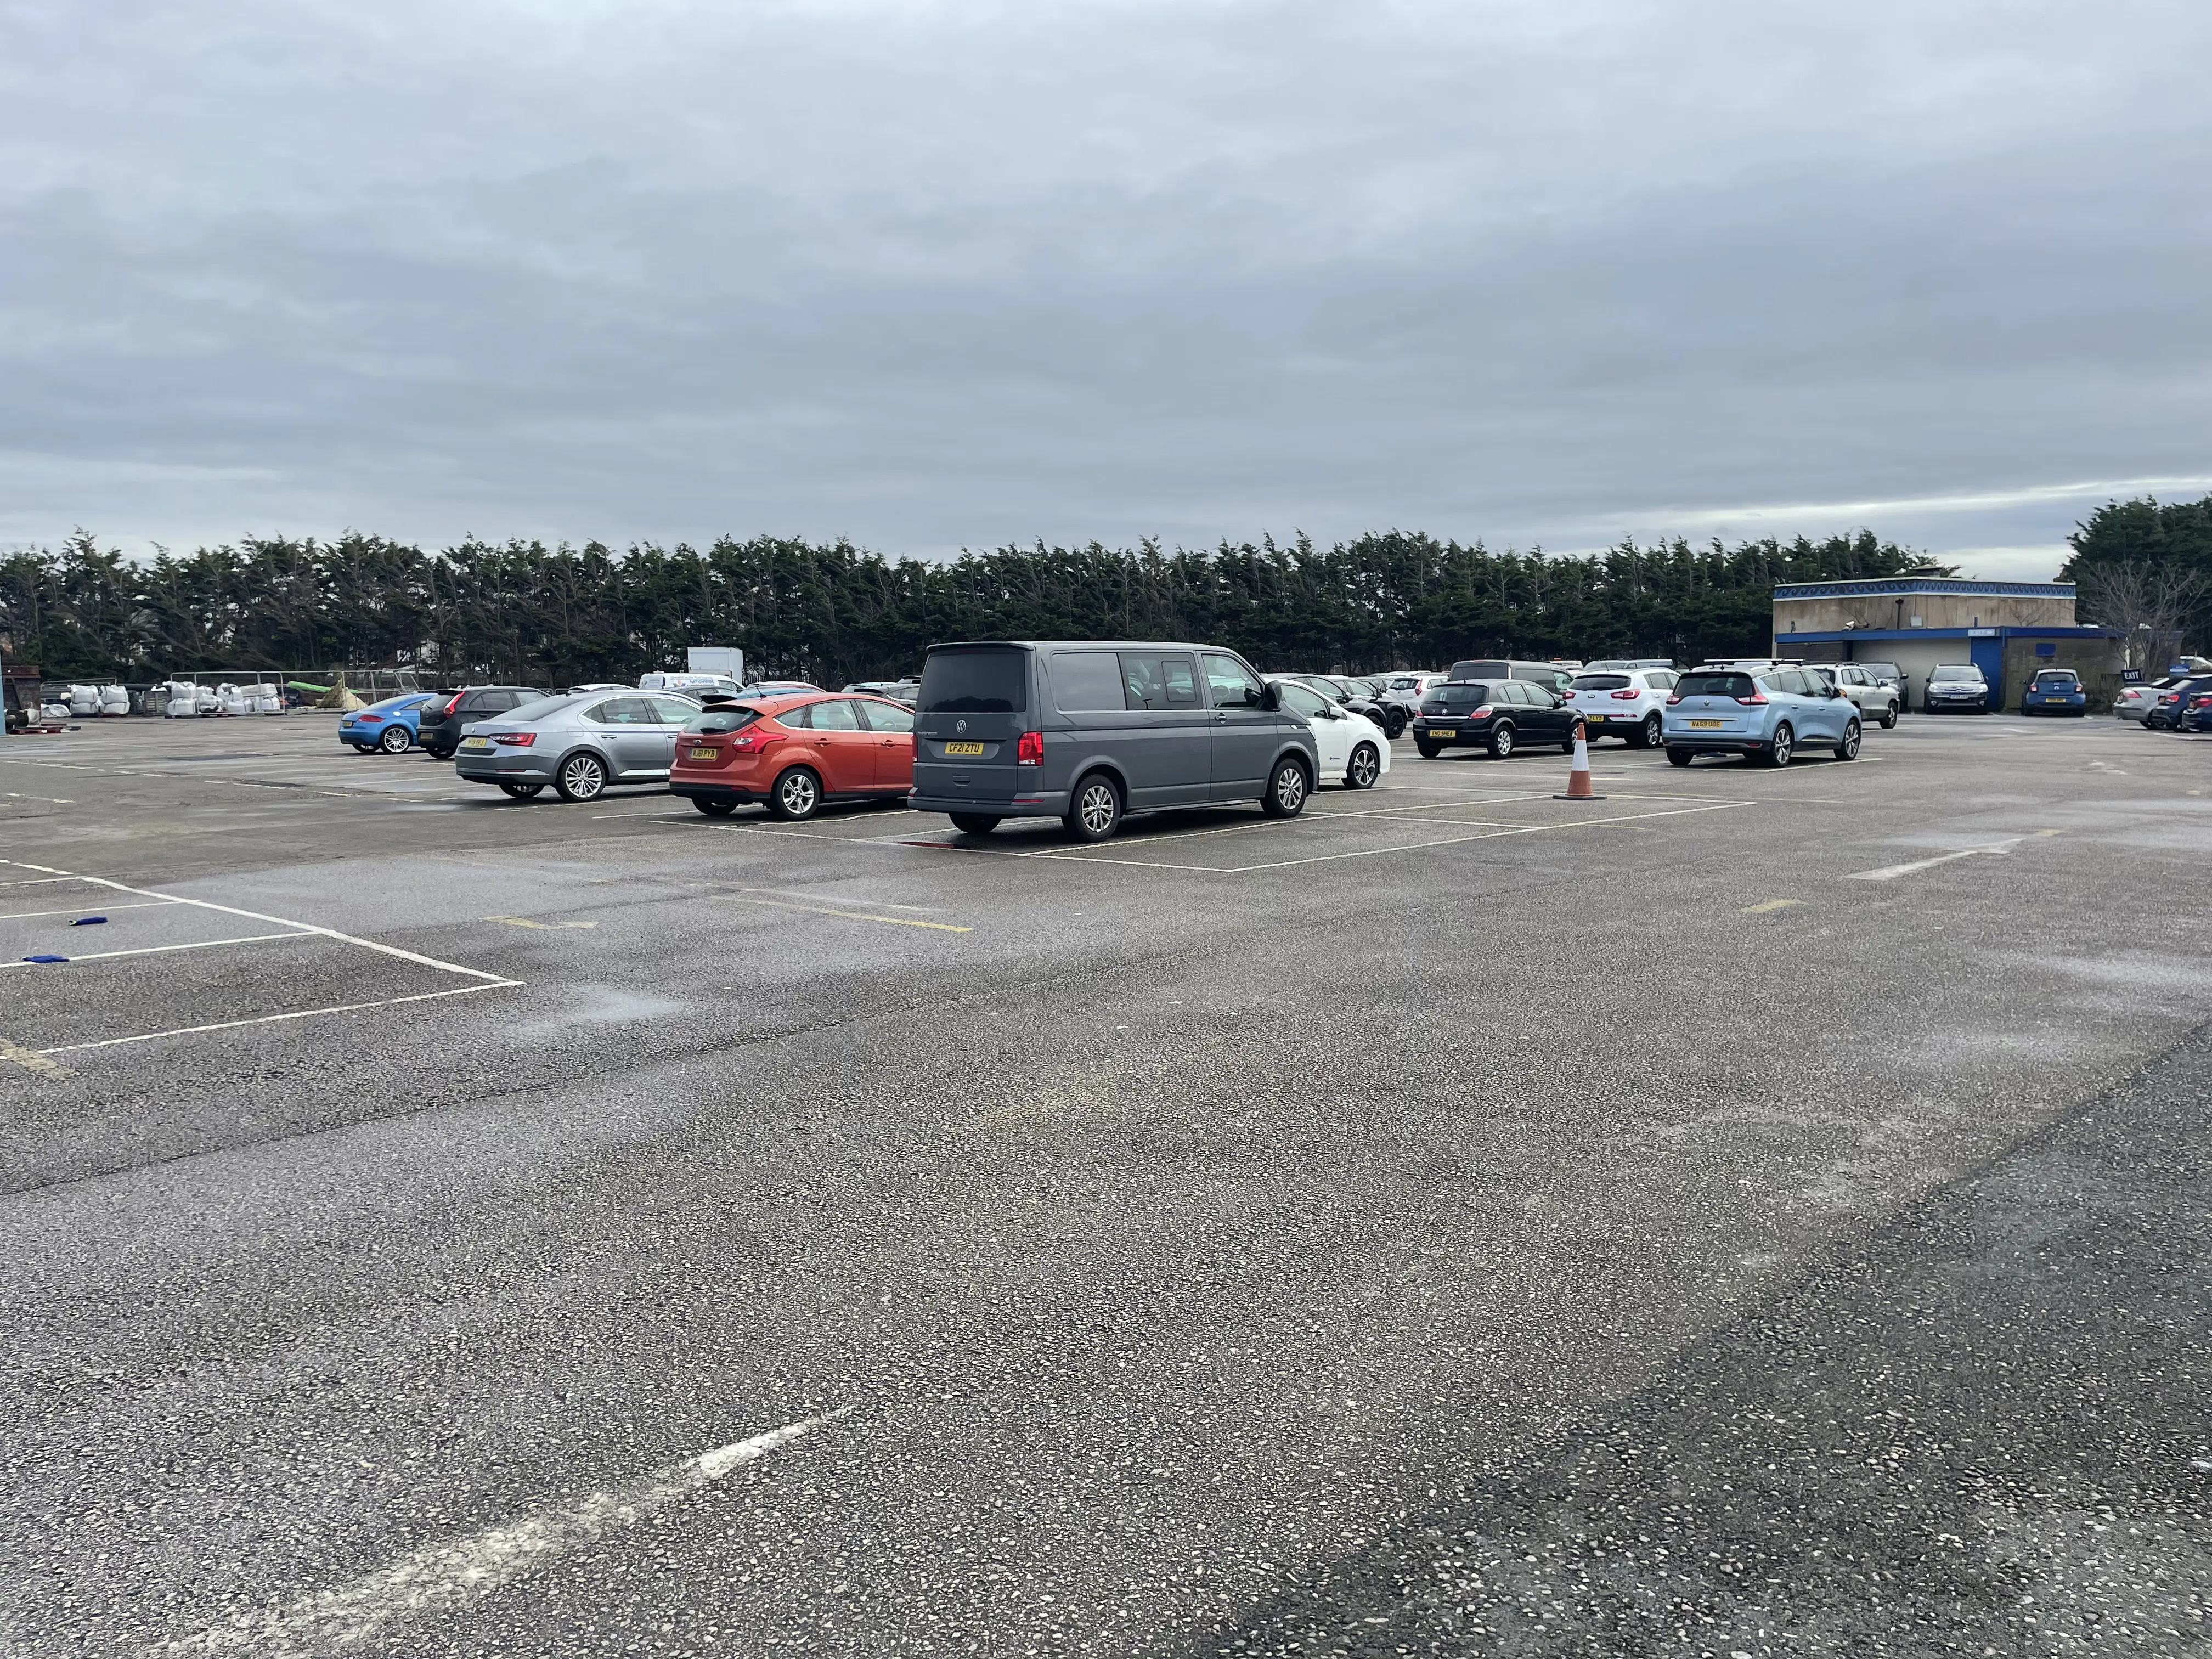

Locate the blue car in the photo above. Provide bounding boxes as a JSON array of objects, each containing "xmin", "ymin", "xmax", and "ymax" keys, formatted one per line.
[
  {"xmin": 2021, "ymin": 668, "xmax": 2088, "ymax": 715},
  {"xmin": 339, "ymin": 692, "xmax": 437, "ymax": 754},
  {"xmin": 1664, "ymin": 663, "xmax": 1862, "ymax": 767},
  {"xmin": 2144, "ymin": 675, "xmax": 2212, "ymax": 731},
  {"xmin": 2175, "ymin": 680, "xmax": 2212, "ymax": 733}
]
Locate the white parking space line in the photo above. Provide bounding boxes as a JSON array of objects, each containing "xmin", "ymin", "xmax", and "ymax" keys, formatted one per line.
[
  {"xmin": 1, "ymin": 930, "xmax": 315, "ymax": 969},
  {"xmin": 37, "ymin": 983, "xmax": 518, "ymax": 1056},
  {"xmin": 6, "ymin": 868, "xmax": 523, "ymax": 985},
  {"xmin": 1847, "ymin": 847, "xmax": 2005, "ymax": 881},
  {"xmin": 0, "ymin": 900, "xmax": 182, "ymax": 922},
  {"xmin": 154, "ymin": 1406, "xmax": 855, "ymax": 1657},
  {"xmin": 1216, "ymin": 801, "xmax": 1754, "ymax": 873}
]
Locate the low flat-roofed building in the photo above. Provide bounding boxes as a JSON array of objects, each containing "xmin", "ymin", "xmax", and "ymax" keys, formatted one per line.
[{"xmin": 1772, "ymin": 577, "xmax": 2125, "ymax": 712}]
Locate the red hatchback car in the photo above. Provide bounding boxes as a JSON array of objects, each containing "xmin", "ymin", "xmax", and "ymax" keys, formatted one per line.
[{"xmin": 669, "ymin": 691, "xmax": 916, "ymax": 820}]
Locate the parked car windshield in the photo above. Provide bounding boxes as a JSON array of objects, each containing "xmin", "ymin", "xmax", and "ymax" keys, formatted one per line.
[
  {"xmin": 1675, "ymin": 672, "xmax": 1755, "ymax": 698},
  {"xmin": 920, "ymin": 648, "xmax": 1028, "ymax": 713},
  {"xmin": 1932, "ymin": 665, "xmax": 1985, "ymax": 684},
  {"xmin": 1570, "ymin": 674, "xmax": 1630, "ymax": 691},
  {"xmin": 682, "ymin": 705, "xmax": 764, "ymax": 735},
  {"xmin": 502, "ymin": 695, "xmax": 582, "ymax": 723}
]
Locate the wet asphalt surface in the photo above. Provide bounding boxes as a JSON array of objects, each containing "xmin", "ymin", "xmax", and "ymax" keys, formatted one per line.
[{"xmin": 0, "ymin": 711, "xmax": 2206, "ymax": 1656}]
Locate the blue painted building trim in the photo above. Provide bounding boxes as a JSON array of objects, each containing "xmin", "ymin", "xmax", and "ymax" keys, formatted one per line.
[
  {"xmin": 1776, "ymin": 625, "xmax": 2119, "ymax": 644},
  {"xmin": 1771, "ymin": 577, "xmax": 2075, "ymax": 601}
]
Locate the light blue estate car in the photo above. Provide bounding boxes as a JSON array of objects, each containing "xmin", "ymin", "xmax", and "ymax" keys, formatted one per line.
[
  {"xmin": 1664, "ymin": 664, "xmax": 1861, "ymax": 768},
  {"xmin": 338, "ymin": 692, "xmax": 437, "ymax": 754}
]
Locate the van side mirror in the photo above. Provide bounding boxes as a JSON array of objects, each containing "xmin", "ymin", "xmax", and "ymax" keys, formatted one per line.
[{"xmin": 1257, "ymin": 683, "xmax": 1280, "ymax": 710}]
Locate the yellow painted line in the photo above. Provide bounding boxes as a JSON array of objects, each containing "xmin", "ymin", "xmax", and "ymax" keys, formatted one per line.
[
  {"xmin": 485, "ymin": 915, "xmax": 597, "ymax": 930},
  {"xmin": 1740, "ymin": 899, "xmax": 1801, "ymax": 914},
  {"xmin": 718, "ymin": 891, "xmax": 972, "ymax": 932},
  {"xmin": 0, "ymin": 1033, "xmax": 71, "ymax": 1077}
]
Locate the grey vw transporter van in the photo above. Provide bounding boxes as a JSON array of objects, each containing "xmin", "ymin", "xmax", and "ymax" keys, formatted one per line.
[{"xmin": 909, "ymin": 641, "xmax": 1322, "ymax": 841}]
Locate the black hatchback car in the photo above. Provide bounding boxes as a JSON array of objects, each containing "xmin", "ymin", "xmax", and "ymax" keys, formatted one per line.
[
  {"xmin": 414, "ymin": 685, "xmax": 545, "ymax": 758},
  {"xmin": 1412, "ymin": 679, "xmax": 1578, "ymax": 759}
]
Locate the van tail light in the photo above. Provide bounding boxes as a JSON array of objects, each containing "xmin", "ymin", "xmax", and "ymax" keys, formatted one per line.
[
  {"xmin": 1610, "ymin": 689, "xmax": 1640, "ymax": 700},
  {"xmin": 1016, "ymin": 730, "xmax": 1044, "ymax": 765},
  {"xmin": 490, "ymin": 731, "xmax": 535, "ymax": 747},
  {"xmin": 1735, "ymin": 693, "xmax": 1768, "ymax": 706}
]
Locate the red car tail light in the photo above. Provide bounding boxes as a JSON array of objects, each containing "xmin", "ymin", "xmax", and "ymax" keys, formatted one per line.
[
  {"xmin": 490, "ymin": 731, "xmax": 535, "ymax": 747},
  {"xmin": 1609, "ymin": 688, "xmax": 1640, "ymax": 699},
  {"xmin": 1017, "ymin": 730, "xmax": 1044, "ymax": 765}
]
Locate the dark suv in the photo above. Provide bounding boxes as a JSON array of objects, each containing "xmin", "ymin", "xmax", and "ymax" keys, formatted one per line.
[
  {"xmin": 908, "ymin": 641, "xmax": 1321, "ymax": 840},
  {"xmin": 414, "ymin": 685, "xmax": 545, "ymax": 758}
]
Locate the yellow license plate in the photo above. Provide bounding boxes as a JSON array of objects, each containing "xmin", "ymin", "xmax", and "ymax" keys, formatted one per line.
[
  {"xmin": 459, "ymin": 736, "xmax": 491, "ymax": 750},
  {"xmin": 1428, "ymin": 729, "xmax": 1455, "ymax": 738},
  {"xmin": 687, "ymin": 747, "xmax": 717, "ymax": 761},
  {"xmin": 1688, "ymin": 719, "xmax": 1724, "ymax": 729},
  {"xmin": 1586, "ymin": 713, "xmax": 1606, "ymax": 722},
  {"xmin": 943, "ymin": 741, "xmax": 985, "ymax": 755}
]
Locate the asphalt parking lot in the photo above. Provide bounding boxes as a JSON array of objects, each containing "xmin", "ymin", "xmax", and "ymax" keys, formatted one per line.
[{"xmin": 2, "ymin": 712, "xmax": 2208, "ymax": 1656}]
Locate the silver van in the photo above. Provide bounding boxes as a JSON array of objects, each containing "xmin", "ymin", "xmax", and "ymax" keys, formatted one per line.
[
  {"xmin": 909, "ymin": 641, "xmax": 1322, "ymax": 841},
  {"xmin": 1446, "ymin": 658, "xmax": 1579, "ymax": 696}
]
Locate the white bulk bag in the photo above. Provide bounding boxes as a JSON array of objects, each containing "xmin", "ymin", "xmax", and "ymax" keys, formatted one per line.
[
  {"xmin": 67, "ymin": 685, "xmax": 101, "ymax": 715},
  {"xmin": 99, "ymin": 685, "xmax": 130, "ymax": 715}
]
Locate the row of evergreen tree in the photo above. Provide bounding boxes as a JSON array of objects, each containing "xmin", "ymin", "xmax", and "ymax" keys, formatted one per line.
[{"xmin": 3, "ymin": 527, "xmax": 1951, "ymax": 685}]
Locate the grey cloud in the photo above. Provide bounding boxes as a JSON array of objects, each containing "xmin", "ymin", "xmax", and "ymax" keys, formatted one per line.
[{"xmin": 2, "ymin": 0, "xmax": 2208, "ymax": 566}]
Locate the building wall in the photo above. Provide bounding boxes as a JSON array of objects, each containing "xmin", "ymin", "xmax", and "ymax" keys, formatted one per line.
[
  {"xmin": 1774, "ymin": 590, "xmax": 2075, "ymax": 635},
  {"xmin": 2002, "ymin": 635, "xmax": 2128, "ymax": 713}
]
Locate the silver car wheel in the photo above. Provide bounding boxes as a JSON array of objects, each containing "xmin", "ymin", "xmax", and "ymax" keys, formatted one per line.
[
  {"xmin": 1079, "ymin": 780, "xmax": 1116, "ymax": 834},
  {"xmin": 1271, "ymin": 760, "xmax": 1307, "ymax": 813},
  {"xmin": 558, "ymin": 753, "xmax": 606, "ymax": 801},
  {"xmin": 1838, "ymin": 720, "xmax": 1861, "ymax": 759},
  {"xmin": 778, "ymin": 770, "xmax": 819, "ymax": 818},
  {"xmin": 1770, "ymin": 724, "xmax": 1793, "ymax": 767},
  {"xmin": 1348, "ymin": 743, "xmax": 1379, "ymax": 788},
  {"xmin": 378, "ymin": 724, "xmax": 411, "ymax": 753}
]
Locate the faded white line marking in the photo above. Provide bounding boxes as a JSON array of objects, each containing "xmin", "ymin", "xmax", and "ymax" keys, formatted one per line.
[
  {"xmin": 0, "ymin": 1032, "xmax": 71, "ymax": 1077},
  {"xmin": 1848, "ymin": 846, "xmax": 2007, "ymax": 881},
  {"xmin": 38, "ymin": 983, "xmax": 516, "ymax": 1055},
  {"xmin": 485, "ymin": 915, "xmax": 597, "ymax": 931},
  {"xmin": 155, "ymin": 1407, "xmax": 854, "ymax": 1657},
  {"xmin": 717, "ymin": 890, "xmax": 972, "ymax": 932},
  {"xmin": 1741, "ymin": 898, "xmax": 1801, "ymax": 913}
]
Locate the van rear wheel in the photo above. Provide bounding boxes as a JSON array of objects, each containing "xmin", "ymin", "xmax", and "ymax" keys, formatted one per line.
[
  {"xmin": 1065, "ymin": 775, "xmax": 1121, "ymax": 842},
  {"xmin": 949, "ymin": 812, "xmax": 1001, "ymax": 834}
]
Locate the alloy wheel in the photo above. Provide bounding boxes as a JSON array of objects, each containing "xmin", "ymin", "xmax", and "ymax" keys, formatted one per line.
[
  {"xmin": 558, "ymin": 754, "xmax": 606, "ymax": 801},
  {"xmin": 776, "ymin": 769, "xmax": 820, "ymax": 820},
  {"xmin": 1348, "ymin": 743, "xmax": 1379, "ymax": 788}
]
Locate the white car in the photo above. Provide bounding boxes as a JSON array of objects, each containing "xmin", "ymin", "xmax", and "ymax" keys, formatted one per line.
[
  {"xmin": 2114, "ymin": 677, "xmax": 2183, "ymax": 722},
  {"xmin": 1559, "ymin": 667, "xmax": 1679, "ymax": 747},
  {"xmin": 1802, "ymin": 663, "xmax": 1902, "ymax": 728},
  {"xmin": 1266, "ymin": 677, "xmax": 1391, "ymax": 789},
  {"xmin": 1379, "ymin": 672, "xmax": 1447, "ymax": 721}
]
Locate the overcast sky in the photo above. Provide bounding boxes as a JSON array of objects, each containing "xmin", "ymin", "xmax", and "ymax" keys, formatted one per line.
[{"xmin": 3, "ymin": 0, "xmax": 2207, "ymax": 576}]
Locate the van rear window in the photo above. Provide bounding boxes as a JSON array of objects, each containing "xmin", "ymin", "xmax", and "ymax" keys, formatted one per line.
[
  {"xmin": 1449, "ymin": 659, "xmax": 1508, "ymax": 681},
  {"xmin": 920, "ymin": 648, "xmax": 1028, "ymax": 713},
  {"xmin": 1675, "ymin": 673, "xmax": 1754, "ymax": 699}
]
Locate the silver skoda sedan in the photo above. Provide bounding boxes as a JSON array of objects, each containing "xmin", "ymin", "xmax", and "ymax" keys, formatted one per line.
[{"xmin": 452, "ymin": 690, "xmax": 703, "ymax": 803}]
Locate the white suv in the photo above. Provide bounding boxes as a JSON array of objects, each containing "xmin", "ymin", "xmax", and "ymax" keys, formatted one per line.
[
  {"xmin": 1803, "ymin": 664, "xmax": 1901, "ymax": 728},
  {"xmin": 1560, "ymin": 667, "xmax": 1679, "ymax": 747}
]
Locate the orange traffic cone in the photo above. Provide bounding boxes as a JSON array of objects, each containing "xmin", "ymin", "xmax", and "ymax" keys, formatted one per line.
[{"xmin": 1554, "ymin": 719, "xmax": 1606, "ymax": 800}]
